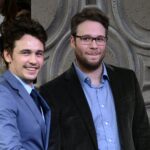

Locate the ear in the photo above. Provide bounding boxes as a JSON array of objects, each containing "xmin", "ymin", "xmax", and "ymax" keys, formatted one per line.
[
  {"xmin": 70, "ymin": 35, "xmax": 76, "ymax": 49},
  {"xmin": 3, "ymin": 50, "xmax": 12, "ymax": 63}
]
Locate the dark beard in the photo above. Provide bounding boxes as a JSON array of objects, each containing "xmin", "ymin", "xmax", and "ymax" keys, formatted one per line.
[{"xmin": 75, "ymin": 54, "xmax": 102, "ymax": 71}]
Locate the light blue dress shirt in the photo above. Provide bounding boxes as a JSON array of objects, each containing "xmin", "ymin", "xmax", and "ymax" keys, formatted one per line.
[{"xmin": 74, "ymin": 63, "xmax": 121, "ymax": 150}]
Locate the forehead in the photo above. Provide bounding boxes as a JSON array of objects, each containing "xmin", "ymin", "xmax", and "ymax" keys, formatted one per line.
[
  {"xmin": 14, "ymin": 34, "xmax": 44, "ymax": 51},
  {"xmin": 77, "ymin": 20, "xmax": 106, "ymax": 36}
]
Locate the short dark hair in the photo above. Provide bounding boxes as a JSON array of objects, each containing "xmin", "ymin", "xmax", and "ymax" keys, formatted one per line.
[
  {"xmin": 71, "ymin": 6, "xmax": 109, "ymax": 37},
  {"xmin": 0, "ymin": 17, "xmax": 47, "ymax": 67}
]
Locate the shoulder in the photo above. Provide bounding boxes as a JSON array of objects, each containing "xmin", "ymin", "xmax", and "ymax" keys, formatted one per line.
[
  {"xmin": 41, "ymin": 72, "xmax": 66, "ymax": 89},
  {"xmin": 0, "ymin": 73, "xmax": 10, "ymax": 90},
  {"xmin": 106, "ymin": 64, "xmax": 136, "ymax": 77},
  {"xmin": 105, "ymin": 64, "xmax": 139, "ymax": 87},
  {"xmin": 106, "ymin": 64, "xmax": 134, "ymax": 72},
  {"xmin": 40, "ymin": 66, "xmax": 76, "ymax": 89},
  {"xmin": 0, "ymin": 80, "xmax": 17, "ymax": 110},
  {"xmin": 0, "ymin": 73, "xmax": 15, "ymax": 95}
]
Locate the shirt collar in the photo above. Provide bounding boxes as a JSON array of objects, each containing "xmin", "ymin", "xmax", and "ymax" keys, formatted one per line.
[
  {"xmin": 73, "ymin": 62, "xmax": 109, "ymax": 85},
  {"xmin": 11, "ymin": 72, "xmax": 34, "ymax": 94},
  {"xmin": 73, "ymin": 62, "xmax": 88, "ymax": 83}
]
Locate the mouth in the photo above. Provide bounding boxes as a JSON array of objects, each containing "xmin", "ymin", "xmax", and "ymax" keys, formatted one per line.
[
  {"xmin": 25, "ymin": 66, "xmax": 40, "ymax": 72},
  {"xmin": 86, "ymin": 51, "xmax": 100, "ymax": 56},
  {"xmin": 87, "ymin": 53, "xmax": 100, "ymax": 57},
  {"xmin": 27, "ymin": 67, "xmax": 37, "ymax": 70}
]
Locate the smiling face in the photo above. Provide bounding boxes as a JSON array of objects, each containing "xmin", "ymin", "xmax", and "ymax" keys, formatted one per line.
[
  {"xmin": 71, "ymin": 20, "xmax": 107, "ymax": 72},
  {"xmin": 3, "ymin": 34, "xmax": 44, "ymax": 85}
]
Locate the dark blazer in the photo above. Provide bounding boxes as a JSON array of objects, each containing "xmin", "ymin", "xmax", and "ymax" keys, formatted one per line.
[
  {"xmin": 0, "ymin": 70, "xmax": 51, "ymax": 150},
  {"xmin": 40, "ymin": 64, "xmax": 150, "ymax": 150}
]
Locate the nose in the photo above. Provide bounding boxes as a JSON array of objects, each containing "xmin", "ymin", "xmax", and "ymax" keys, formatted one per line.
[
  {"xmin": 90, "ymin": 39, "xmax": 98, "ymax": 48},
  {"xmin": 29, "ymin": 54, "xmax": 37, "ymax": 64}
]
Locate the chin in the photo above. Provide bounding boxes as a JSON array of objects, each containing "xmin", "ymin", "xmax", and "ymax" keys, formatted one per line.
[
  {"xmin": 82, "ymin": 62, "xmax": 101, "ymax": 71},
  {"xmin": 26, "ymin": 73, "xmax": 38, "ymax": 78},
  {"xmin": 24, "ymin": 76, "xmax": 37, "ymax": 82},
  {"xmin": 89, "ymin": 60, "xmax": 101, "ymax": 66}
]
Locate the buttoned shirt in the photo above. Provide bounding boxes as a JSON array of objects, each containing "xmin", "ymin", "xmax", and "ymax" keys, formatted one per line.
[{"xmin": 74, "ymin": 63, "xmax": 120, "ymax": 150}]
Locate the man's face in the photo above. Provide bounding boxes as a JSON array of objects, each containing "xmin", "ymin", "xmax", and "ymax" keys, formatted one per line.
[
  {"xmin": 4, "ymin": 34, "xmax": 44, "ymax": 85},
  {"xmin": 71, "ymin": 20, "xmax": 107, "ymax": 71}
]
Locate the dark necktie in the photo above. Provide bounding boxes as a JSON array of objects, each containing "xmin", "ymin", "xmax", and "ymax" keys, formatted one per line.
[{"xmin": 30, "ymin": 89, "xmax": 42, "ymax": 113}]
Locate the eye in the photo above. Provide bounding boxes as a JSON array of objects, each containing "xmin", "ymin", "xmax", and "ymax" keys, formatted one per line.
[
  {"xmin": 36, "ymin": 51, "xmax": 44, "ymax": 57},
  {"xmin": 96, "ymin": 36, "xmax": 106, "ymax": 42},
  {"xmin": 81, "ymin": 36, "xmax": 91, "ymax": 42}
]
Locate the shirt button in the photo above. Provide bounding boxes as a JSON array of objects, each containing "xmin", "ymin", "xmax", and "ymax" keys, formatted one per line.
[
  {"xmin": 104, "ymin": 121, "xmax": 109, "ymax": 125},
  {"xmin": 108, "ymin": 138, "xmax": 112, "ymax": 142},
  {"xmin": 101, "ymin": 104, "xmax": 104, "ymax": 108}
]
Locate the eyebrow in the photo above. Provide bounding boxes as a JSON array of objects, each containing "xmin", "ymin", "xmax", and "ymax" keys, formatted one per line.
[
  {"xmin": 77, "ymin": 34, "xmax": 106, "ymax": 37},
  {"xmin": 19, "ymin": 49, "xmax": 44, "ymax": 52},
  {"xmin": 16, "ymin": 49, "xmax": 44, "ymax": 55}
]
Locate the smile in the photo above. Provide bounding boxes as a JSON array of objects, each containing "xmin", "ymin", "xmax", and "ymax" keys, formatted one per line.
[
  {"xmin": 86, "ymin": 52, "xmax": 100, "ymax": 55},
  {"xmin": 26, "ymin": 67, "xmax": 38, "ymax": 71}
]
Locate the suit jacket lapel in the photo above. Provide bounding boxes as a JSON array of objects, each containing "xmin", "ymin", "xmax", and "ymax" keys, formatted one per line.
[
  {"xmin": 3, "ymin": 71, "xmax": 47, "ymax": 139},
  {"xmin": 106, "ymin": 65, "xmax": 126, "ymax": 150},
  {"xmin": 65, "ymin": 65, "xmax": 98, "ymax": 149}
]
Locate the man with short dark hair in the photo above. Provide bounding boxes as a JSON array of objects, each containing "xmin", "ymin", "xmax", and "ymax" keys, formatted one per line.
[
  {"xmin": 0, "ymin": 17, "xmax": 50, "ymax": 150},
  {"xmin": 40, "ymin": 6, "xmax": 150, "ymax": 150}
]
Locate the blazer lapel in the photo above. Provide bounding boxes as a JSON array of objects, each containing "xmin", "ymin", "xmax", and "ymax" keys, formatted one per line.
[
  {"xmin": 106, "ymin": 65, "xmax": 126, "ymax": 150},
  {"xmin": 17, "ymin": 82, "xmax": 50, "ymax": 150},
  {"xmin": 3, "ymin": 71, "xmax": 46, "ymax": 138},
  {"xmin": 65, "ymin": 65, "xmax": 98, "ymax": 149}
]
